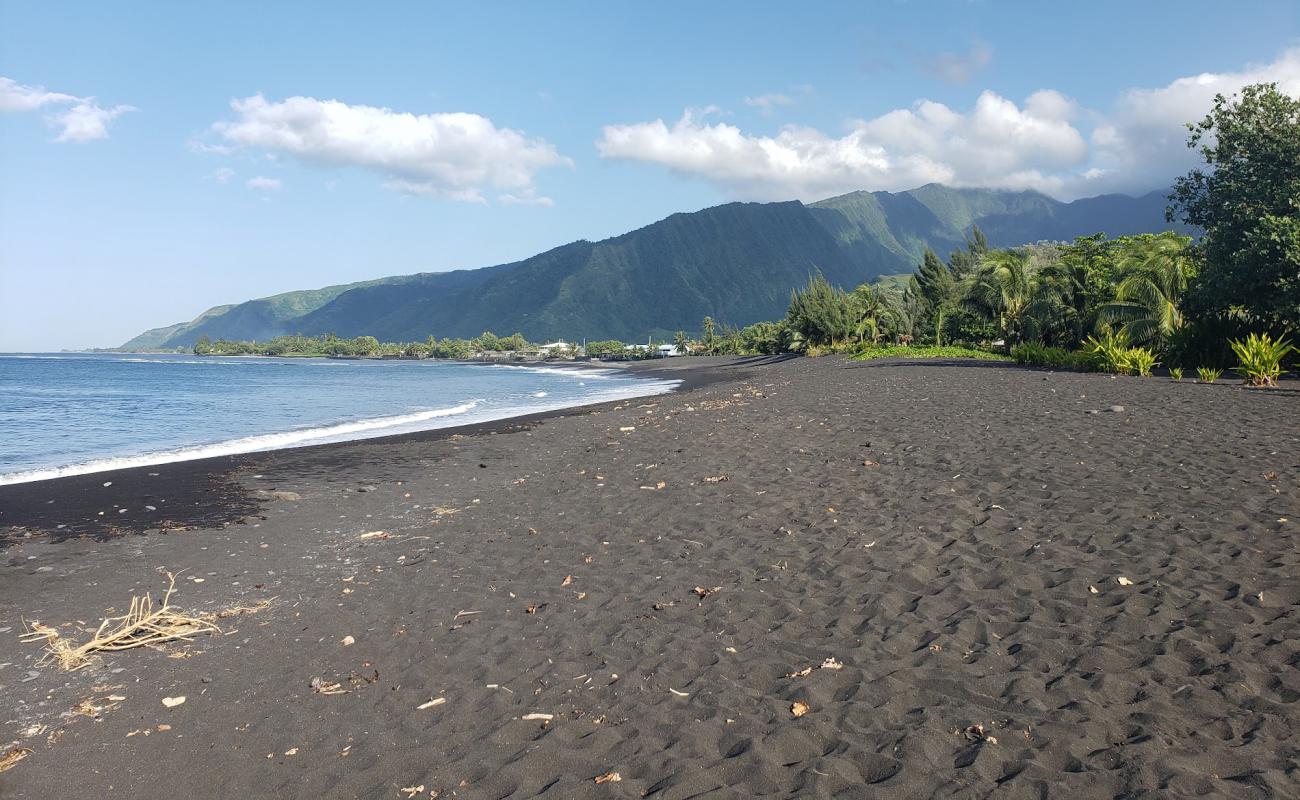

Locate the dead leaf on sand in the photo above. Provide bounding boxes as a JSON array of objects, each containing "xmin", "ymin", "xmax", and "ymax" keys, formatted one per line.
[
  {"xmin": 358, "ymin": 531, "xmax": 389, "ymax": 541},
  {"xmin": 639, "ymin": 480, "xmax": 668, "ymax": 490},
  {"xmin": 702, "ymin": 475, "xmax": 729, "ymax": 483},
  {"xmin": 400, "ymin": 786, "xmax": 426, "ymax": 798},
  {"xmin": 417, "ymin": 698, "xmax": 446, "ymax": 710},
  {"xmin": 560, "ymin": 575, "xmax": 573, "ymax": 587},
  {"xmin": 341, "ymin": 635, "xmax": 355, "ymax": 646},
  {"xmin": 1089, "ymin": 585, "xmax": 1099, "ymax": 594},
  {"xmin": 693, "ymin": 586, "xmax": 722, "ymax": 599},
  {"xmin": 161, "ymin": 696, "xmax": 186, "ymax": 708},
  {"xmin": 791, "ymin": 701, "xmax": 811, "ymax": 717},
  {"xmin": 593, "ymin": 771, "xmax": 622, "ymax": 784},
  {"xmin": 1116, "ymin": 576, "xmax": 1134, "ymax": 586},
  {"xmin": 525, "ymin": 603, "xmax": 547, "ymax": 614}
]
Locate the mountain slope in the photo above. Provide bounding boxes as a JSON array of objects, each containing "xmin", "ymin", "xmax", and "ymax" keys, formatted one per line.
[{"xmin": 125, "ymin": 185, "xmax": 1184, "ymax": 349}]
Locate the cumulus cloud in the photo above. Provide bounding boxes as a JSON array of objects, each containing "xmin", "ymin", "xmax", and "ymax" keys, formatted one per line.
[
  {"xmin": 211, "ymin": 167, "xmax": 236, "ymax": 183},
  {"xmin": 246, "ymin": 175, "xmax": 282, "ymax": 191},
  {"xmin": 1081, "ymin": 48, "xmax": 1300, "ymax": 195},
  {"xmin": 920, "ymin": 42, "xmax": 993, "ymax": 85},
  {"xmin": 0, "ymin": 76, "xmax": 134, "ymax": 142},
  {"xmin": 206, "ymin": 93, "xmax": 569, "ymax": 204},
  {"xmin": 598, "ymin": 91, "xmax": 1086, "ymax": 200},
  {"xmin": 597, "ymin": 49, "xmax": 1300, "ymax": 201}
]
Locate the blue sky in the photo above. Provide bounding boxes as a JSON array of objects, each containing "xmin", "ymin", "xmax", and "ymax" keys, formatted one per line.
[{"xmin": 2, "ymin": 1, "xmax": 1298, "ymax": 350}]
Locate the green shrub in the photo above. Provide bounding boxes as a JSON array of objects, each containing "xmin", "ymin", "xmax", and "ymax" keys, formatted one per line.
[
  {"xmin": 1122, "ymin": 347, "xmax": 1158, "ymax": 377},
  {"xmin": 1197, "ymin": 366, "xmax": 1223, "ymax": 383},
  {"xmin": 853, "ymin": 345, "xmax": 1010, "ymax": 362},
  {"xmin": 1229, "ymin": 333, "xmax": 1295, "ymax": 387},
  {"xmin": 1083, "ymin": 331, "xmax": 1129, "ymax": 373},
  {"xmin": 1169, "ymin": 367, "xmax": 1183, "ymax": 381}
]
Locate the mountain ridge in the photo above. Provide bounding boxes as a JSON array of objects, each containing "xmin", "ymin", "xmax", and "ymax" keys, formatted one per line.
[{"xmin": 122, "ymin": 184, "xmax": 1182, "ymax": 349}]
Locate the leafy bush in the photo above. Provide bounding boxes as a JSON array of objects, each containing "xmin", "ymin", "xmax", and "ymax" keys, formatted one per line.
[
  {"xmin": 1010, "ymin": 342, "xmax": 1097, "ymax": 370},
  {"xmin": 1197, "ymin": 366, "xmax": 1223, "ymax": 383},
  {"xmin": 1083, "ymin": 331, "xmax": 1130, "ymax": 372},
  {"xmin": 1229, "ymin": 333, "xmax": 1295, "ymax": 387},
  {"xmin": 1121, "ymin": 347, "xmax": 1158, "ymax": 377},
  {"xmin": 1169, "ymin": 367, "xmax": 1183, "ymax": 381}
]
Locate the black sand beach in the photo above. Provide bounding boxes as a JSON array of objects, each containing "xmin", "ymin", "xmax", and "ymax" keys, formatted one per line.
[{"xmin": 2, "ymin": 355, "xmax": 1298, "ymax": 798}]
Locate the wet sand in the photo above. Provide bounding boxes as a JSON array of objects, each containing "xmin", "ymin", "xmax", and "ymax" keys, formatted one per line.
[{"xmin": 2, "ymin": 355, "xmax": 1298, "ymax": 798}]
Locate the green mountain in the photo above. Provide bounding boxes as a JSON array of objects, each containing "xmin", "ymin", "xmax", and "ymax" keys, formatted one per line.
[{"xmin": 124, "ymin": 184, "xmax": 1182, "ymax": 348}]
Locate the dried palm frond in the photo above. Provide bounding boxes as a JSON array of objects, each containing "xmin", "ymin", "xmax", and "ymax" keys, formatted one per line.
[{"xmin": 21, "ymin": 573, "xmax": 220, "ymax": 672}]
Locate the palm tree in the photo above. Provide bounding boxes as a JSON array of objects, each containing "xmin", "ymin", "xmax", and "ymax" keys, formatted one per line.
[
  {"xmin": 964, "ymin": 249, "xmax": 1038, "ymax": 348},
  {"xmin": 673, "ymin": 330, "xmax": 690, "ymax": 355},
  {"xmin": 1100, "ymin": 234, "xmax": 1194, "ymax": 347}
]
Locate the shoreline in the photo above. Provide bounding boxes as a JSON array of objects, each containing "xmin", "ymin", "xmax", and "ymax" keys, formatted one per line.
[
  {"xmin": 0, "ymin": 356, "xmax": 773, "ymax": 542},
  {"xmin": 0, "ymin": 354, "xmax": 710, "ymax": 490}
]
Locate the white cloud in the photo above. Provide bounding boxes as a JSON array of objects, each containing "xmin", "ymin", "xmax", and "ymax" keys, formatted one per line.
[
  {"xmin": 211, "ymin": 167, "xmax": 236, "ymax": 183},
  {"xmin": 921, "ymin": 42, "xmax": 993, "ymax": 85},
  {"xmin": 50, "ymin": 101, "xmax": 135, "ymax": 143},
  {"xmin": 744, "ymin": 93, "xmax": 793, "ymax": 114},
  {"xmin": 0, "ymin": 76, "xmax": 133, "ymax": 142},
  {"xmin": 1081, "ymin": 48, "xmax": 1300, "ymax": 196},
  {"xmin": 246, "ymin": 175, "xmax": 282, "ymax": 191},
  {"xmin": 598, "ymin": 92, "xmax": 1086, "ymax": 201},
  {"xmin": 206, "ymin": 93, "xmax": 570, "ymax": 203},
  {"xmin": 0, "ymin": 76, "xmax": 78, "ymax": 112},
  {"xmin": 597, "ymin": 48, "xmax": 1300, "ymax": 201}
]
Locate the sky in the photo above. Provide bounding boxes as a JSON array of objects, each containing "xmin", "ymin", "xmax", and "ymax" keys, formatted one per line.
[{"xmin": 1, "ymin": 1, "xmax": 1298, "ymax": 351}]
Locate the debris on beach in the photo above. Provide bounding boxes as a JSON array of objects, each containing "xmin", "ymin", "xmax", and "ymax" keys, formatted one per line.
[
  {"xmin": 21, "ymin": 573, "xmax": 220, "ymax": 671},
  {"xmin": 521, "ymin": 712, "xmax": 553, "ymax": 721},
  {"xmin": 0, "ymin": 747, "xmax": 32, "ymax": 774},
  {"xmin": 358, "ymin": 531, "xmax": 389, "ymax": 540},
  {"xmin": 1117, "ymin": 576, "xmax": 1134, "ymax": 586},
  {"xmin": 341, "ymin": 635, "xmax": 355, "ymax": 646},
  {"xmin": 961, "ymin": 723, "xmax": 998, "ymax": 745},
  {"xmin": 791, "ymin": 701, "xmax": 811, "ymax": 717},
  {"xmin": 560, "ymin": 575, "xmax": 573, "ymax": 587},
  {"xmin": 310, "ymin": 677, "xmax": 348, "ymax": 695},
  {"xmin": 593, "ymin": 771, "xmax": 622, "ymax": 784},
  {"xmin": 702, "ymin": 474, "xmax": 729, "ymax": 483},
  {"xmin": 693, "ymin": 586, "xmax": 722, "ymax": 599},
  {"xmin": 785, "ymin": 657, "xmax": 844, "ymax": 678},
  {"xmin": 161, "ymin": 696, "xmax": 186, "ymax": 708},
  {"xmin": 417, "ymin": 697, "xmax": 446, "ymax": 710}
]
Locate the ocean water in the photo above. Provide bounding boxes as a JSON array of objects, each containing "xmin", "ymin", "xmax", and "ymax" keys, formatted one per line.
[{"xmin": 0, "ymin": 353, "xmax": 678, "ymax": 485}]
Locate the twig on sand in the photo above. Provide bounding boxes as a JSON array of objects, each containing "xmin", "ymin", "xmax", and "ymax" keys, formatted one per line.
[
  {"xmin": 0, "ymin": 747, "xmax": 32, "ymax": 774},
  {"xmin": 20, "ymin": 573, "xmax": 221, "ymax": 671}
]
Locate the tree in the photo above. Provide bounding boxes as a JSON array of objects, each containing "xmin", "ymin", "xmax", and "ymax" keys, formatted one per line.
[
  {"xmin": 673, "ymin": 330, "xmax": 690, "ymax": 355},
  {"xmin": 1170, "ymin": 82, "xmax": 1300, "ymax": 332},
  {"xmin": 193, "ymin": 335, "xmax": 213, "ymax": 356},
  {"xmin": 786, "ymin": 273, "xmax": 855, "ymax": 348},
  {"xmin": 701, "ymin": 316, "xmax": 716, "ymax": 354},
  {"xmin": 964, "ymin": 249, "xmax": 1040, "ymax": 348},
  {"xmin": 915, "ymin": 247, "xmax": 960, "ymax": 345},
  {"xmin": 948, "ymin": 225, "xmax": 989, "ymax": 279},
  {"xmin": 1100, "ymin": 233, "xmax": 1195, "ymax": 347},
  {"xmin": 352, "ymin": 335, "xmax": 380, "ymax": 356}
]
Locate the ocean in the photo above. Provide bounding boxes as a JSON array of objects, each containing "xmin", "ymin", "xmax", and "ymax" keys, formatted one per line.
[{"xmin": 0, "ymin": 353, "xmax": 679, "ymax": 485}]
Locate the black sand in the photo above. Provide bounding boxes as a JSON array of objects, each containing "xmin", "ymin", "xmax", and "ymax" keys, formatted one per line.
[{"xmin": 2, "ymin": 355, "xmax": 1298, "ymax": 798}]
